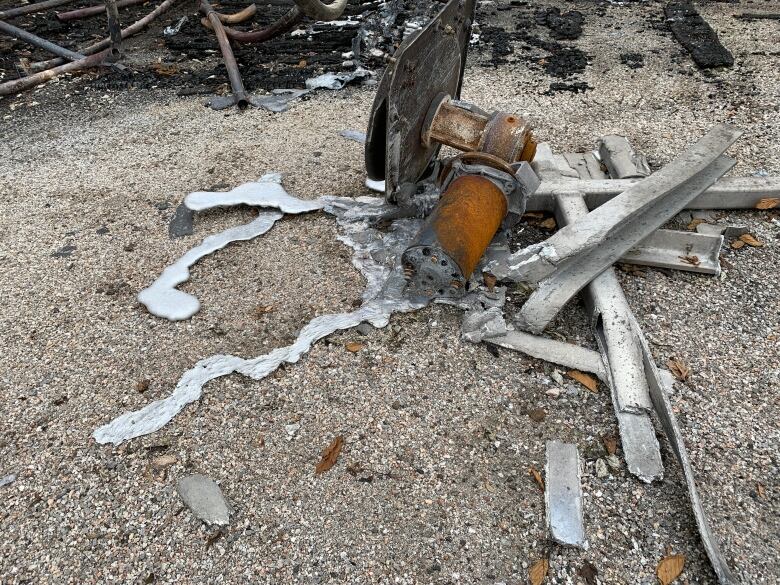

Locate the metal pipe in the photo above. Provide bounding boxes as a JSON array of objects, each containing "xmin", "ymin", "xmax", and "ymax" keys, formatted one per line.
[
  {"xmin": 199, "ymin": 0, "xmax": 249, "ymax": 108},
  {"xmin": 0, "ymin": 18, "xmax": 85, "ymax": 61},
  {"xmin": 26, "ymin": 0, "xmax": 180, "ymax": 73},
  {"xmin": 55, "ymin": 0, "xmax": 147, "ymax": 21},
  {"xmin": 212, "ymin": 6, "xmax": 303, "ymax": 43},
  {"xmin": 292, "ymin": 0, "xmax": 347, "ymax": 21},
  {"xmin": 402, "ymin": 174, "xmax": 507, "ymax": 298},
  {"xmin": 0, "ymin": 48, "xmax": 110, "ymax": 96},
  {"xmin": 0, "ymin": 0, "xmax": 74, "ymax": 19},
  {"xmin": 103, "ymin": 0, "xmax": 123, "ymax": 60}
]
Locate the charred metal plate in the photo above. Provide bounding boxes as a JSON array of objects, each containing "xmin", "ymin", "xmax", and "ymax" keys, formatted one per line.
[{"xmin": 365, "ymin": 0, "xmax": 476, "ymax": 201}]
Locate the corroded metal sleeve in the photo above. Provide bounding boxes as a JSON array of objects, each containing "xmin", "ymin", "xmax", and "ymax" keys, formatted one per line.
[{"xmin": 402, "ymin": 175, "xmax": 507, "ymax": 297}]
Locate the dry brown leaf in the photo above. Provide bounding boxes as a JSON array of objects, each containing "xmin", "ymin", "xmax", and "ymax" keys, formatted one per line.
[
  {"xmin": 151, "ymin": 455, "xmax": 176, "ymax": 470},
  {"xmin": 567, "ymin": 370, "xmax": 598, "ymax": 392},
  {"xmin": 757, "ymin": 482, "xmax": 766, "ymax": 498},
  {"xmin": 578, "ymin": 561, "xmax": 598, "ymax": 585},
  {"xmin": 730, "ymin": 239, "xmax": 745, "ymax": 249},
  {"xmin": 482, "ymin": 272, "xmax": 497, "ymax": 292},
  {"xmin": 602, "ymin": 434, "xmax": 618, "ymax": 455},
  {"xmin": 687, "ymin": 218, "xmax": 706, "ymax": 230},
  {"xmin": 151, "ymin": 62, "xmax": 179, "ymax": 76},
  {"xmin": 667, "ymin": 358, "xmax": 691, "ymax": 382},
  {"xmin": 529, "ymin": 466, "xmax": 544, "ymax": 491},
  {"xmin": 528, "ymin": 408, "xmax": 546, "ymax": 422},
  {"xmin": 345, "ymin": 342, "xmax": 364, "ymax": 353},
  {"xmin": 529, "ymin": 558, "xmax": 549, "ymax": 585},
  {"xmin": 136, "ymin": 379, "xmax": 150, "ymax": 393},
  {"xmin": 656, "ymin": 554, "xmax": 685, "ymax": 585},
  {"xmin": 522, "ymin": 212, "xmax": 545, "ymax": 221},
  {"xmin": 739, "ymin": 233, "xmax": 764, "ymax": 247},
  {"xmin": 295, "ymin": 59, "xmax": 308, "ymax": 68},
  {"xmin": 755, "ymin": 197, "xmax": 780, "ymax": 210},
  {"xmin": 538, "ymin": 217, "xmax": 557, "ymax": 230},
  {"xmin": 315, "ymin": 435, "xmax": 344, "ymax": 474},
  {"xmin": 679, "ymin": 255, "xmax": 700, "ymax": 266},
  {"xmin": 252, "ymin": 304, "xmax": 274, "ymax": 317}
]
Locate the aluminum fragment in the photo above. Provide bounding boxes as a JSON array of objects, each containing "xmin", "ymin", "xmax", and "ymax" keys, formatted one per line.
[
  {"xmin": 545, "ymin": 441, "xmax": 586, "ymax": 548},
  {"xmin": 184, "ymin": 173, "xmax": 324, "ymax": 213},
  {"xmin": 137, "ymin": 211, "xmax": 283, "ymax": 321}
]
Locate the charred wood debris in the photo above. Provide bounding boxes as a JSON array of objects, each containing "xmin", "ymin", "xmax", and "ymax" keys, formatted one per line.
[{"xmin": 0, "ymin": 0, "xmax": 742, "ymax": 102}]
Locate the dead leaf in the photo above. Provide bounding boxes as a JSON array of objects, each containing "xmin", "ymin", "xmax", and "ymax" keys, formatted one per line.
[
  {"xmin": 315, "ymin": 435, "xmax": 344, "ymax": 474},
  {"xmin": 567, "ymin": 370, "xmax": 598, "ymax": 392},
  {"xmin": 528, "ymin": 408, "xmax": 546, "ymax": 423},
  {"xmin": 252, "ymin": 304, "xmax": 274, "ymax": 317},
  {"xmin": 529, "ymin": 558, "xmax": 549, "ymax": 585},
  {"xmin": 739, "ymin": 233, "xmax": 764, "ymax": 247},
  {"xmin": 136, "ymin": 379, "xmax": 150, "ymax": 393},
  {"xmin": 602, "ymin": 434, "xmax": 617, "ymax": 455},
  {"xmin": 755, "ymin": 197, "xmax": 779, "ymax": 210},
  {"xmin": 656, "ymin": 554, "xmax": 685, "ymax": 585},
  {"xmin": 679, "ymin": 255, "xmax": 700, "ymax": 266},
  {"xmin": 578, "ymin": 560, "xmax": 598, "ymax": 585},
  {"xmin": 730, "ymin": 239, "xmax": 745, "ymax": 249},
  {"xmin": 667, "ymin": 358, "xmax": 691, "ymax": 382},
  {"xmin": 151, "ymin": 62, "xmax": 179, "ymax": 76},
  {"xmin": 345, "ymin": 342, "xmax": 364, "ymax": 353},
  {"xmin": 757, "ymin": 482, "xmax": 766, "ymax": 498},
  {"xmin": 482, "ymin": 272, "xmax": 497, "ymax": 292},
  {"xmin": 295, "ymin": 59, "xmax": 308, "ymax": 68},
  {"xmin": 686, "ymin": 218, "xmax": 706, "ymax": 230},
  {"xmin": 205, "ymin": 529, "xmax": 224, "ymax": 548},
  {"xmin": 529, "ymin": 466, "xmax": 544, "ymax": 491},
  {"xmin": 618, "ymin": 263, "xmax": 647, "ymax": 277},
  {"xmin": 522, "ymin": 212, "xmax": 545, "ymax": 221},
  {"xmin": 151, "ymin": 455, "xmax": 176, "ymax": 470},
  {"xmin": 538, "ymin": 217, "xmax": 557, "ymax": 230}
]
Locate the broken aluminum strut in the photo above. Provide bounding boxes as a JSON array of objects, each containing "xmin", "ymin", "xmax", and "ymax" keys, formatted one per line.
[{"xmin": 492, "ymin": 124, "xmax": 742, "ymax": 333}]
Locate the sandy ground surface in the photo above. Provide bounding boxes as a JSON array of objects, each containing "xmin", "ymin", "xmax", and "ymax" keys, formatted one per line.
[{"xmin": 1, "ymin": 1, "xmax": 779, "ymax": 583}]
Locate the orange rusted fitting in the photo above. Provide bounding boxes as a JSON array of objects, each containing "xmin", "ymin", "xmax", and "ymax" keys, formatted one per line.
[
  {"xmin": 421, "ymin": 94, "xmax": 536, "ymax": 164},
  {"xmin": 402, "ymin": 174, "xmax": 507, "ymax": 298}
]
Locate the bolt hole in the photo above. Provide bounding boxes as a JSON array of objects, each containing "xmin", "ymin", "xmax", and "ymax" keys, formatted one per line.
[
  {"xmin": 437, "ymin": 289, "xmax": 444, "ymax": 295},
  {"xmin": 422, "ymin": 248, "xmax": 431, "ymax": 256},
  {"xmin": 440, "ymin": 260, "xmax": 447, "ymax": 266},
  {"xmin": 507, "ymin": 116, "xmax": 517, "ymax": 123}
]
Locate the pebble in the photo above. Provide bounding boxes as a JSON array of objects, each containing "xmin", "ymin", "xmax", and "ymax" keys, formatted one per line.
[
  {"xmin": 176, "ymin": 474, "xmax": 231, "ymax": 526},
  {"xmin": 596, "ymin": 459, "xmax": 609, "ymax": 478},
  {"xmin": 605, "ymin": 455, "xmax": 622, "ymax": 470}
]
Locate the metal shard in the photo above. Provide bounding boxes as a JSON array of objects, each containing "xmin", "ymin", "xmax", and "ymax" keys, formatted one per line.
[
  {"xmin": 597, "ymin": 135, "xmax": 651, "ymax": 179},
  {"xmin": 545, "ymin": 441, "xmax": 586, "ymax": 548},
  {"xmin": 624, "ymin": 229, "xmax": 723, "ymax": 275},
  {"xmin": 485, "ymin": 330, "xmax": 608, "ymax": 382}
]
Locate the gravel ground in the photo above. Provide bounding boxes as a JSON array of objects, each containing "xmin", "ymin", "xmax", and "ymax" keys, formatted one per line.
[{"xmin": 1, "ymin": 1, "xmax": 778, "ymax": 584}]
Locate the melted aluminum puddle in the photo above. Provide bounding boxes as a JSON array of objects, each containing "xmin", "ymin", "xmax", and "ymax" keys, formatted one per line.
[
  {"xmin": 138, "ymin": 174, "xmax": 323, "ymax": 321},
  {"xmin": 93, "ymin": 186, "xmax": 426, "ymax": 445}
]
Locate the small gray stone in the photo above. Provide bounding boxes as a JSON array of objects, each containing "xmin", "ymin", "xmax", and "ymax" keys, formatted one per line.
[
  {"xmin": 551, "ymin": 369, "xmax": 565, "ymax": 386},
  {"xmin": 355, "ymin": 322, "xmax": 374, "ymax": 335},
  {"xmin": 605, "ymin": 454, "xmax": 622, "ymax": 470},
  {"xmin": 0, "ymin": 473, "xmax": 17, "ymax": 487},
  {"xmin": 176, "ymin": 474, "xmax": 231, "ymax": 526},
  {"xmin": 595, "ymin": 458, "xmax": 609, "ymax": 478},
  {"xmin": 285, "ymin": 423, "xmax": 300, "ymax": 436}
]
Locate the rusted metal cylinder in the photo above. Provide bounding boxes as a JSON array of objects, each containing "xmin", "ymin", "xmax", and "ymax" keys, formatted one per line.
[
  {"xmin": 402, "ymin": 175, "xmax": 507, "ymax": 298},
  {"xmin": 422, "ymin": 94, "xmax": 536, "ymax": 164}
]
